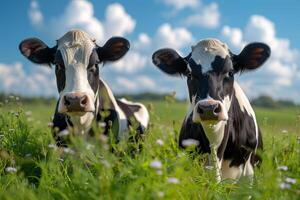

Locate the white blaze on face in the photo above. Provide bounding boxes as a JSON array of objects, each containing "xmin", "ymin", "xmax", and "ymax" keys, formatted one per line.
[
  {"xmin": 57, "ymin": 30, "xmax": 96, "ymax": 113},
  {"xmin": 189, "ymin": 38, "xmax": 229, "ymax": 73}
]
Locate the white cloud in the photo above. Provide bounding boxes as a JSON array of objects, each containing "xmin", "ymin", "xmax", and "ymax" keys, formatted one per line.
[
  {"xmin": 221, "ymin": 15, "xmax": 300, "ymax": 100},
  {"xmin": 184, "ymin": 2, "xmax": 220, "ymax": 29},
  {"xmin": 155, "ymin": 23, "xmax": 194, "ymax": 49},
  {"xmin": 114, "ymin": 75, "xmax": 156, "ymax": 92},
  {"xmin": 110, "ymin": 51, "xmax": 147, "ymax": 73},
  {"xmin": 104, "ymin": 3, "xmax": 136, "ymax": 37},
  {"xmin": 108, "ymin": 23, "xmax": 194, "ymax": 73},
  {"xmin": 161, "ymin": 0, "xmax": 199, "ymax": 10},
  {"xmin": 29, "ymin": 0, "xmax": 135, "ymax": 43},
  {"xmin": 0, "ymin": 63, "xmax": 56, "ymax": 96},
  {"xmin": 28, "ymin": 0, "xmax": 43, "ymax": 27}
]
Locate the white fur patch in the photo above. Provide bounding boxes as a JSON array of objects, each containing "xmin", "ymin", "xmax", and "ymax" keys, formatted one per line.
[
  {"xmin": 100, "ymin": 79, "xmax": 128, "ymax": 140},
  {"xmin": 221, "ymin": 159, "xmax": 244, "ymax": 180},
  {"xmin": 190, "ymin": 39, "xmax": 229, "ymax": 73},
  {"xmin": 118, "ymin": 98, "xmax": 149, "ymax": 128},
  {"xmin": 233, "ymin": 82, "xmax": 259, "ymax": 149}
]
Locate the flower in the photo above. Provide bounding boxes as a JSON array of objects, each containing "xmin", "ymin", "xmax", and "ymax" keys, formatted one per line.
[
  {"xmin": 182, "ymin": 139, "xmax": 199, "ymax": 147},
  {"xmin": 285, "ymin": 177, "xmax": 296, "ymax": 184},
  {"xmin": 277, "ymin": 166, "xmax": 288, "ymax": 171},
  {"xmin": 150, "ymin": 160, "xmax": 162, "ymax": 169},
  {"xmin": 156, "ymin": 139, "xmax": 164, "ymax": 146},
  {"xmin": 63, "ymin": 148, "xmax": 75, "ymax": 154},
  {"xmin": 167, "ymin": 177, "xmax": 179, "ymax": 184},
  {"xmin": 5, "ymin": 167, "xmax": 17, "ymax": 173},
  {"xmin": 279, "ymin": 182, "xmax": 291, "ymax": 189},
  {"xmin": 48, "ymin": 144, "xmax": 57, "ymax": 149}
]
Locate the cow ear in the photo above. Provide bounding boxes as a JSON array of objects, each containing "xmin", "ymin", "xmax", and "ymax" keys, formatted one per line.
[
  {"xmin": 233, "ymin": 42, "xmax": 271, "ymax": 72},
  {"xmin": 19, "ymin": 38, "xmax": 55, "ymax": 65},
  {"xmin": 152, "ymin": 48, "xmax": 188, "ymax": 76},
  {"xmin": 97, "ymin": 37, "xmax": 130, "ymax": 61}
]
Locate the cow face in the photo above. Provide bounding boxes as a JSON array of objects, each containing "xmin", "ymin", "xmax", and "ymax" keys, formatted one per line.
[
  {"xmin": 153, "ymin": 39, "xmax": 270, "ymax": 125},
  {"xmin": 19, "ymin": 30, "xmax": 129, "ymax": 116}
]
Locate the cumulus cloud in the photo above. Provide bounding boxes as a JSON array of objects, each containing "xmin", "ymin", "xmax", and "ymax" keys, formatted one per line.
[
  {"xmin": 114, "ymin": 75, "xmax": 156, "ymax": 93},
  {"xmin": 108, "ymin": 23, "xmax": 193, "ymax": 73},
  {"xmin": 28, "ymin": 0, "xmax": 43, "ymax": 27},
  {"xmin": 161, "ymin": 0, "xmax": 199, "ymax": 10},
  {"xmin": 221, "ymin": 15, "xmax": 300, "ymax": 100},
  {"xmin": 160, "ymin": 0, "xmax": 220, "ymax": 29},
  {"xmin": 0, "ymin": 63, "xmax": 56, "ymax": 96},
  {"xmin": 184, "ymin": 2, "xmax": 220, "ymax": 29},
  {"xmin": 29, "ymin": 0, "xmax": 135, "ymax": 43}
]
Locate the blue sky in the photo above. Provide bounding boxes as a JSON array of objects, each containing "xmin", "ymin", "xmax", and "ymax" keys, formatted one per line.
[{"xmin": 0, "ymin": 0, "xmax": 300, "ymax": 101}]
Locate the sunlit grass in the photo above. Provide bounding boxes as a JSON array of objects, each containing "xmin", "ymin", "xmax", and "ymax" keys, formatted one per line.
[{"xmin": 0, "ymin": 97, "xmax": 299, "ymax": 199}]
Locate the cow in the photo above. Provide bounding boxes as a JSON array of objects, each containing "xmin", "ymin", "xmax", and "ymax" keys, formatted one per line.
[
  {"xmin": 152, "ymin": 39, "xmax": 270, "ymax": 181},
  {"xmin": 19, "ymin": 29, "xmax": 149, "ymax": 146}
]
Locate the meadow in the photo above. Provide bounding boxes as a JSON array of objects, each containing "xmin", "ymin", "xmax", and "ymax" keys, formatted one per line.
[{"xmin": 0, "ymin": 97, "xmax": 299, "ymax": 200}]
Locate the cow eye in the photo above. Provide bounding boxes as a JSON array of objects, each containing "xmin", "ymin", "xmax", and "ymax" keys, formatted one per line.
[{"xmin": 225, "ymin": 71, "xmax": 234, "ymax": 78}]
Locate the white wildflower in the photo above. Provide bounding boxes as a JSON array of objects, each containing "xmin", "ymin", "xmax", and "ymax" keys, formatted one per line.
[
  {"xmin": 156, "ymin": 139, "xmax": 164, "ymax": 146},
  {"xmin": 5, "ymin": 167, "xmax": 17, "ymax": 173},
  {"xmin": 182, "ymin": 139, "xmax": 199, "ymax": 147},
  {"xmin": 58, "ymin": 130, "xmax": 69, "ymax": 137},
  {"xmin": 150, "ymin": 160, "xmax": 162, "ymax": 169},
  {"xmin": 48, "ymin": 144, "xmax": 57, "ymax": 149},
  {"xmin": 285, "ymin": 177, "xmax": 296, "ymax": 184},
  {"xmin": 279, "ymin": 182, "xmax": 291, "ymax": 189},
  {"xmin": 63, "ymin": 148, "xmax": 75, "ymax": 154},
  {"xmin": 167, "ymin": 177, "xmax": 179, "ymax": 184},
  {"xmin": 277, "ymin": 165, "xmax": 288, "ymax": 171}
]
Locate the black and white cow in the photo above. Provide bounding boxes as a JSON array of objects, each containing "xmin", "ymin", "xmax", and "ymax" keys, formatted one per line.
[
  {"xmin": 152, "ymin": 39, "xmax": 270, "ymax": 181},
  {"xmin": 19, "ymin": 30, "xmax": 149, "ymax": 145}
]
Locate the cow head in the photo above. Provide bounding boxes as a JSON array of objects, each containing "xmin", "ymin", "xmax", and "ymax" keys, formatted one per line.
[
  {"xmin": 19, "ymin": 30, "xmax": 129, "ymax": 116},
  {"xmin": 152, "ymin": 39, "xmax": 270, "ymax": 129}
]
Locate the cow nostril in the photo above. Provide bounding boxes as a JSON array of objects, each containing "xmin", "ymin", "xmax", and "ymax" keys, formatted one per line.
[
  {"xmin": 197, "ymin": 105, "xmax": 204, "ymax": 114},
  {"xmin": 64, "ymin": 96, "xmax": 71, "ymax": 106},
  {"xmin": 213, "ymin": 104, "xmax": 221, "ymax": 114},
  {"xmin": 80, "ymin": 95, "xmax": 88, "ymax": 106}
]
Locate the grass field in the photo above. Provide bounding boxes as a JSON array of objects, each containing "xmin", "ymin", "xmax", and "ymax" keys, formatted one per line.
[{"xmin": 0, "ymin": 97, "xmax": 299, "ymax": 199}]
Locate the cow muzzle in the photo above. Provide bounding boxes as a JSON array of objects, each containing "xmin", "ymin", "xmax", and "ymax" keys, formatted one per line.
[
  {"xmin": 59, "ymin": 92, "xmax": 95, "ymax": 114},
  {"xmin": 193, "ymin": 99, "xmax": 228, "ymax": 122}
]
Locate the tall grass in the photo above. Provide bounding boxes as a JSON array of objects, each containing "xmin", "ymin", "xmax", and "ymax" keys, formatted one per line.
[{"xmin": 0, "ymin": 97, "xmax": 299, "ymax": 199}]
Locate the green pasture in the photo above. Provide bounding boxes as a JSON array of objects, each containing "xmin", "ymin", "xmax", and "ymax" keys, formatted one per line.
[{"xmin": 0, "ymin": 97, "xmax": 299, "ymax": 199}]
